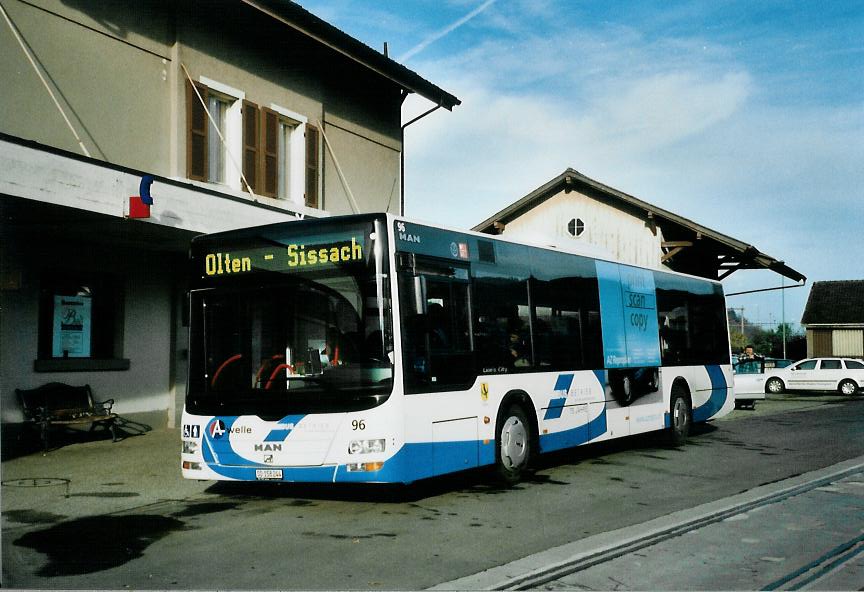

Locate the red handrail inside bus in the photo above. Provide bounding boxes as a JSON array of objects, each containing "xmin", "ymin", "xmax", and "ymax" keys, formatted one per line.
[
  {"xmin": 211, "ymin": 354, "xmax": 242, "ymax": 388},
  {"xmin": 255, "ymin": 355, "xmax": 284, "ymax": 387},
  {"xmin": 265, "ymin": 363, "xmax": 295, "ymax": 390}
]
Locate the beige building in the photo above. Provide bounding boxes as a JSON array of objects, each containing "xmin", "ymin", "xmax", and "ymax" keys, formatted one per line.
[
  {"xmin": 0, "ymin": 0, "xmax": 458, "ymax": 430},
  {"xmin": 473, "ymin": 169, "xmax": 805, "ymax": 283}
]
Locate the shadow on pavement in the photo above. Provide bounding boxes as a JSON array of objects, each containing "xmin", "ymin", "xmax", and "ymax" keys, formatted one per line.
[{"xmin": 1, "ymin": 416, "xmax": 153, "ymax": 461}]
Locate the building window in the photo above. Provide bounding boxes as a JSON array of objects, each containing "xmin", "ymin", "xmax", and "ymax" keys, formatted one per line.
[
  {"xmin": 239, "ymin": 102, "xmax": 320, "ymax": 207},
  {"xmin": 278, "ymin": 120, "xmax": 296, "ymax": 200},
  {"xmin": 186, "ymin": 78, "xmax": 243, "ymax": 190},
  {"xmin": 567, "ymin": 217, "xmax": 585, "ymax": 237},
  {"xmin": 207, "ymin": 94, "xmax": 230, "ymax": 184},
  {"xmin": 187, "ymin": 80, "xmax": 321, "ymax": 207},
  {"xmin": 36, "ymin": 273, "xmax": 128, "ymax": 371}
]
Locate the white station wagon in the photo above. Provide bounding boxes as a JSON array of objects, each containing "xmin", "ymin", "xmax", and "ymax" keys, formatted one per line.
[{"xmin": 762, "ymin": 358, "xmax": 864, "ymax": 395}]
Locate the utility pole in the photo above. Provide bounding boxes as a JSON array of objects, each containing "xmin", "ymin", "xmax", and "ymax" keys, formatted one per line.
[{"xmin": 782, "ymin": 276, "xmax": 787, "ymax": 359}]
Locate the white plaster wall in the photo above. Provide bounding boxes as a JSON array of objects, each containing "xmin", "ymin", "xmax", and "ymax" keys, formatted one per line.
[{"xmin": 501, "ymin": 189, "xmax": 666, "ymax": 268}]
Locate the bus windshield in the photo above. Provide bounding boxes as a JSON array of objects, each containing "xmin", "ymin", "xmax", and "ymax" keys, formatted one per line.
[{"xmin": 187, "ymin": 217, "xmax": 393, "ymax": 417}]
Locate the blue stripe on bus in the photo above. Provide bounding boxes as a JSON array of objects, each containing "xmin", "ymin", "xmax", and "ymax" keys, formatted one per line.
[
  {"xmin": 693, "ymin": 365, "xmax": 728, "ymax": 422},
  {"xmin": 663, "ymin": 365, "xmax": 729, "ymax": 427},
  {"xmin": 539, "ymin": 406, "xmax": 607, "ymax": 454},
  {"xmin": 553, "ymin": 373, "xmax": 574, "ymax": 392},
  {"xmin": 544, "ymin": 398, "xmax": 567, "ymax": 420},
  {"xmin": 203, "ymin": 414, "xmax": 307, "ymax": 468},
  {"xmin": 593, "ymin": 370, "xmax": 607, "ymax": 390},
  {"xmin": 263, "ymin": 414, "xmax": 306, "ymax": 442}
]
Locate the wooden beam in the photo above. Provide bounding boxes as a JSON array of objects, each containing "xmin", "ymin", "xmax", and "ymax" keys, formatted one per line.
[{"xmin": 661, "ymin": 246, "xmax": 686, "ymax": 263}]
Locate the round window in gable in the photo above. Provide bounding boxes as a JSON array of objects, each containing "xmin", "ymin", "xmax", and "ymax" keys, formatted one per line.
[{"xmin": 567, "ymin": 217, "xmax": 585, "ymax": 237}]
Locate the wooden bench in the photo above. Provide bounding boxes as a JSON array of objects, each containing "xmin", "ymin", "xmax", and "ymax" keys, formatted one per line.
[{"xmin": 15, "ymin": 383, "xmax": 118, "ymax": 453}]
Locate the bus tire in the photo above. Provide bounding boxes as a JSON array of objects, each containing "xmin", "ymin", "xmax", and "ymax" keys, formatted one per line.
[
  {"xmin": 495, "ymin": 404, "xmax": 532, "ymax": 484},
  {"xmin": 668, "ymin": 385, "xmax": 691, "ymax": 446}
]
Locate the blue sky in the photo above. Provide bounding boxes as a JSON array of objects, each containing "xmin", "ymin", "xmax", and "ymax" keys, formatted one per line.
[{"xmin": 302, "ymin": 0, "xmax": 863, "ymax": 332}]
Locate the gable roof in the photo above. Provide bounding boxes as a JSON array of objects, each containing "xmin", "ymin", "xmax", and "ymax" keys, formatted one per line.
[
  {"xmin": 801, "ymin": 280, "xmax": 864, "ymax": 325},
  {"xmin": 472, "ymin": 168, "xmax": 805, "ymax": 283},
  {"xmin": 243, "ymin": 0, "xmax": 460, "ymax": 110}
]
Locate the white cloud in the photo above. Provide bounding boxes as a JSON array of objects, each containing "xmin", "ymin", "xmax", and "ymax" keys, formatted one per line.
[{"xmin": 403, "ymin": 67, "xmax": 755, "ymax": 227}]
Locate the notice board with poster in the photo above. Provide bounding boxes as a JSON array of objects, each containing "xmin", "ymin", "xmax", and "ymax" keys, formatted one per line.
[{"xmin": 52, "ymin": 295, "xmax": 92, "ymax": 358}]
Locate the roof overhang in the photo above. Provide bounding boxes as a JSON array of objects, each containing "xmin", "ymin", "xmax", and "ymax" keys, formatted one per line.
[
  {"xmin": 241, "ymin": 0, "xmax": 461, "ymax": 110},
  {"xmin": 473, "ymin": 168, "xmax": 806, "ymax": 284}
]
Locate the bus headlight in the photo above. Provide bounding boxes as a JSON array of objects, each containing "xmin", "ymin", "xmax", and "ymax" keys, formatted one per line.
[
  {"xmin": 348, "ymin": 439, "xmax": 386, "ymax": 454},
  {"xmin": 182, "ymin": 440, "xmax": 199, "ymax": 454},
  {"xmin": 346, "ymin": 461, "xmax": 385, "ymax": 472}
]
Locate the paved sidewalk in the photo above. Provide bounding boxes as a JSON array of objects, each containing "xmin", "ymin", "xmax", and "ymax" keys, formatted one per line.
[
  {"xmin": 2, "ymin": 428, "xmax": 212, "ymax": 526},
  {"xmin": 431, "ymin": 456, "xmax": 864, "ymax": 591}
]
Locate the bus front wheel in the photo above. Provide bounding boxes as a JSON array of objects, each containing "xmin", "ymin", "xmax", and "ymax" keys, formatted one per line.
[{"xmin": 495, "ymin": 405, "xmax": 532, "ymax": 484}]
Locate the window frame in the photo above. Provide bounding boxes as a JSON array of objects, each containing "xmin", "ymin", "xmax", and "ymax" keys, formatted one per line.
[
  {"xmin": 268, "ymin": 104, "xmax": 308, "ymax": 205},
  {"xmin": 186, "ymin": 77, "xmax": 245, "ymax": 191}
]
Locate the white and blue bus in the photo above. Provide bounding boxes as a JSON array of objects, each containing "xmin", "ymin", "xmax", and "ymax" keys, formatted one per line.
[{"xmin": 181, "ymin": 213, "xmax": 733, "ymax": 484}]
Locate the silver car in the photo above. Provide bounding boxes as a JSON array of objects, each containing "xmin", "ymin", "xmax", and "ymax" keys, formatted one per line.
[{"xmin": 763, "ymin": 358, "xmax": 864, "ymax": 395}]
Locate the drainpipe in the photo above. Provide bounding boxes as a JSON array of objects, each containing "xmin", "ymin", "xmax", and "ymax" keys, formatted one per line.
[{"xmin": 400, "ymin": 102, "xmax": 442, "ymax": 216}]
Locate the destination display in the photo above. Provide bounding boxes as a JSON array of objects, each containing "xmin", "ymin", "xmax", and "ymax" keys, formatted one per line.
[{"xmin": 200, "ymin": 233, "xmax": 366, "ymax": 277}]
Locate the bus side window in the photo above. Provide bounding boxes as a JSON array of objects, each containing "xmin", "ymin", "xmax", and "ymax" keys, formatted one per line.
[{"xmin": 473, "ymin": 277, "xmax": 532, "ymax": 371}]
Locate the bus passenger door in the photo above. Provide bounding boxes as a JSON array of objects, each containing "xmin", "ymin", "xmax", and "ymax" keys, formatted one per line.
[
  {"xmin": 398, "ymin": 254, "xmax": 478, "ymax": 474},
  {"xmin": 397, "ymin": 254, "xmax": 475, "ymax": 392}
]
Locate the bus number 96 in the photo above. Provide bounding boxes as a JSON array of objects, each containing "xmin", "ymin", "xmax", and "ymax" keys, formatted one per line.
[{"xmin": 352, "ymin": 420, "xmax": 365, "ymax": 431}]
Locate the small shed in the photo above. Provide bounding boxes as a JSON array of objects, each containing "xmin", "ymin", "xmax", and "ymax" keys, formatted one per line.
[{"xmin": 801, "ymin": 281, "xmax": 864, "ymax": 359}]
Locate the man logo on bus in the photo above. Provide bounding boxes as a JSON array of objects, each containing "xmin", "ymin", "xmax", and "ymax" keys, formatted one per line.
[{"xmin": 208, "ymin": 419, "xmax": 226, "ymax": 439}]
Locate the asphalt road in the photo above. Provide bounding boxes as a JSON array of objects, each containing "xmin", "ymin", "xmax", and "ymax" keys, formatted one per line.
[{"xmin": 4, "ymin": 395, "xmax": 864, "ymax": 590}]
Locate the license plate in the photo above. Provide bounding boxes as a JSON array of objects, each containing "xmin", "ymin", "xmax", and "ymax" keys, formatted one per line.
[{"xmin": 255, "ymin": 469, "xmax": 283, "ymax": 481}]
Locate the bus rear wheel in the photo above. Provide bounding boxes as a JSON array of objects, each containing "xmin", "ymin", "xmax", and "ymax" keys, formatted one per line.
[
  {"xmin": 668, "ymin": 387, "xmax": 691, "ymax": 446},
  {"xmin": 495, "ymin": 405, "xmax": 532, "ymax": 484}
]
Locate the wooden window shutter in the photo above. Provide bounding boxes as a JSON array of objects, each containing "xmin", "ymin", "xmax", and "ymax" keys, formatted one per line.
[
  {"xmin": 305, "ymin": 124, "xmax": 320, "ymax": 208},
  {"xmin": 242, "ymin": 100, "xmax": 259, "ymax": 194},
  {"xmin": 260, "ymin": 107, "xmax": 279, "ymax": 198},
  {"xmin": 186, "ymin": 81, "xmax": 209, "ymax": 181}
]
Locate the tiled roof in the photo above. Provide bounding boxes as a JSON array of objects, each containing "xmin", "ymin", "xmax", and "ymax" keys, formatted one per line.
[{"xmin": 801, "ymin": 280, "xmax": 864, "ymax": 325}]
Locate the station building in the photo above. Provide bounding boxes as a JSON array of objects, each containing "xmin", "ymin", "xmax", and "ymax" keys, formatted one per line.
[{"xmin": 0, "ymin": 0, "xmax": 458, "ymax": 430}]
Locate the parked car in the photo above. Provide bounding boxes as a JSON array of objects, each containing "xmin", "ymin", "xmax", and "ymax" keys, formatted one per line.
[
  {"xmin": 733, "ymin": 359, "xmax": 766, "ymax": 409},
  {"xmin": 762, "ymin": 358, "xmax": 864, "ymax": 395},
  {"xmin": 732, "ymin": 358, "xmax": 793, "ymax": 409}
]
